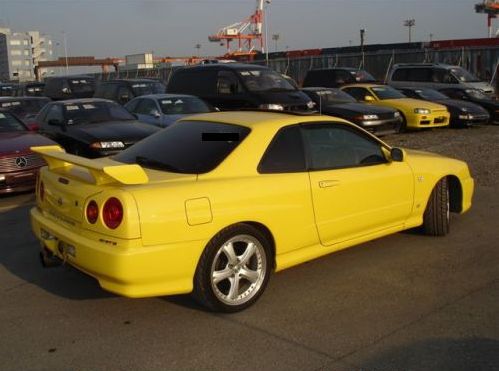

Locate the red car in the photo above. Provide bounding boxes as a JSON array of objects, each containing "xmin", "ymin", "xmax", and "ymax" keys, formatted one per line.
[{"xmin": 0, "ymin": 110, "xmax": 56, "ymax": 194}]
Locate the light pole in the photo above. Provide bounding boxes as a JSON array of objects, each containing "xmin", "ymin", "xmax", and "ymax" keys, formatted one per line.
[
  {"xmin": 360, "ymin": 28, "xmax": 366, "ymax": 69},
  {"xmin": 404, "ymin": 19, "xmax": 415, "ymax": 43},
  {"xmin": 272, "ymin": 34, "xmax": 279, "ymax": 52},
  {"xmin": 264, "ymin": 0, "xmax": 271, "ymax": 65},
  {"xmin": 62, "ymin": 31, "xmax": 69, "ymax": 75},
  {"xmin": 195, "ymin": 43, "xmax": 201, "ymax": 58}
]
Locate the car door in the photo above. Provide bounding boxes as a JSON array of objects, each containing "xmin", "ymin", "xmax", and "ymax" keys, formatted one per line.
[{"xmin": 303, "ymin": 122, "xmax": 414, "ymax": 246}]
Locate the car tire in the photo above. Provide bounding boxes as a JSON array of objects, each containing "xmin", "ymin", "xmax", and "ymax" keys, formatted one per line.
[
  {"xmin": 193, "ymin": 224, "xmax": 272, "ymax": 312},
  {"xmin": 422, "ymin": 177, "xmax": 450, "ymax": 236}
]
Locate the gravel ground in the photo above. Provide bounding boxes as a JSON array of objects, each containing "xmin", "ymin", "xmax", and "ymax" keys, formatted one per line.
[{"xmin": 382, "ymin": 125, "xmax": 499, "ymax": 188}]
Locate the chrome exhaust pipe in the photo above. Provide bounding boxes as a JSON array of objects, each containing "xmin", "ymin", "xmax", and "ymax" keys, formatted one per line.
[{"xmin": 39, "ymin": 247, "xmax": 63, "ymax": 268}]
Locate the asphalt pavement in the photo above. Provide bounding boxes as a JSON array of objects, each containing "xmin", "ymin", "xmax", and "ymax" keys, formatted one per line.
[{"xmin": 0, "ymin": 187, "xmax": 498, "ymax": 371}]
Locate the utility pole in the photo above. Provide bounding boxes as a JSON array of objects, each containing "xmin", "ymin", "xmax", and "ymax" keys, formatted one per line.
[
  {"xmin": 403, "ymin": 19, "xmax": 415, "ymax": 43},
  {"xmin": 62, "ymin": 31, "xmax": 69, "ymax": 75},
  {"xmin": 272, "ymin": 34, "xmax": 279, "ymax": 52},
  {"xmin": 360, "ymin": 28, "xmax": 366, "ymax": 69},
  {"xmin": 195, "ymin": 43, "xmax": 201, "ymax": 58}
]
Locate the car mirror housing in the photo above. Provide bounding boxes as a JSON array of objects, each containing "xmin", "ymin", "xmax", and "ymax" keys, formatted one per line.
[{"xmin": 390, "ymin": 147, "xmax": 404, "ymax": 162}]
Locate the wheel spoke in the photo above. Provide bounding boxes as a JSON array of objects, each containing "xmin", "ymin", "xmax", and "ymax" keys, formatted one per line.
[
  {"xmin": 239, "ymin": 242, "xmax": 256, "ymax": 266},
  {"xmin": 240, "ymin": 267, "xmax": 259, "ymax": 283},
  {"xmin": 222, "ymin": 242, "xmax": 238, "ymax": 265},
  {"xmin": 212, "ymin": 268, "xmax": 233, "ymax": 284},
  {"xmin": 228, "ymin": 275, "xmax": 240, "ymax": 300}
]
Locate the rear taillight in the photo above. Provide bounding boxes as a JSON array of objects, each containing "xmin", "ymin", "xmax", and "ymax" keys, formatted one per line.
[
  {"xmin": 103, "ymin": 197, "xmax": 123, "ymax": 229},
  {"xmin": 86, "ymin": 200, "xmax": 99, "ymax": 224},
  {"xmin": 39, "ymin": 181, "xmax": 45, "ymax": 202}
]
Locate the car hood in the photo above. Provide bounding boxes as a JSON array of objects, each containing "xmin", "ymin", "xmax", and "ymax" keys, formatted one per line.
[
  {"xmin": 0, "ymin": 131, "xmax": 56, "ymax": 155},
  {"xmin": 381, "ymin": 98, "xmax": 446, "ymax": 111},
  {"xmin": 437, "ymin": 99, "xmax": 489, "ymax": 114},
  {"xmin": 466, "ymin": 81, "xmax": 495, "ymax": 95},
  {"xmin": 322, "ymin": 102, "xmax": 396, "ymax": 115},
  {"xmin": 67, "ymin": 120, "xmax": 160, "ymax": 143},
  {"xmin": 254, "ymin": 90, "xmax": 313, "ymax": 108}
]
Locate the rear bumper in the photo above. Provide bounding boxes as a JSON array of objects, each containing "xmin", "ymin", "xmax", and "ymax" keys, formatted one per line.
[{"xmin": 30, "ymin": 207, "xmax": 204, "ymax": 298}]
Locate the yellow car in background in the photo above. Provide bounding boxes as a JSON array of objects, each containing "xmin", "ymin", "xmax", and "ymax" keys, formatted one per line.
[
  {"xmin": 341, "ymin": 84, "xmax": 450, "ymax": 131},
  {"xmin": 30, "ymin": 111, "xmax": 473, "ymax": 312}
]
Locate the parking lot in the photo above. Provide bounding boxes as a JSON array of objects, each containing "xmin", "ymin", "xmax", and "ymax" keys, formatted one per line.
[{"xmin": 1, "ymin": 126, "xmax": 498, "ymax": 370}]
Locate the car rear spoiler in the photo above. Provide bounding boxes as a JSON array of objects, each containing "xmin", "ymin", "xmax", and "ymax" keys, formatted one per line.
[{"xmin": 31, "ymin": 145, "xmax": 149, "ymax": 185}]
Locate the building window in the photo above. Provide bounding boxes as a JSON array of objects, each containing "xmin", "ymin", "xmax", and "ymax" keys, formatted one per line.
[
  {"xmin": 10, "ymin": 40, "xmax": 21, "ymax": 46},
  {"xmin": 11, "ymin": 60, "xmax": 22, "ymax": 66},
  {"xmin": 23, "ymin": 50, "xmax": 29, "ymax": 56},
  {"xmin": 10, "ymin": 50, "xmax": 22, "ymax": 56},
  {"xmin": 23, "ymin": 40, "xmax": 29, "ymax": 46},
  {"xmin": 24, "ymin": 60, "xmax": 30, "ymax": 66}
]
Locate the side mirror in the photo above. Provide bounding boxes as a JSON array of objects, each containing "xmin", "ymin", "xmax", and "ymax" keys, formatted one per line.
[
  {"xmin": 390, "ymin": 147, "xmax": 404, "ymax": 162},
  {"xmin": 48, "ymin": 118, "xmax": 63, "ymax": 126},
  {"xmin": 151, "ymin": 109, "xmax": 161, "ymax": 118},
  {"xmin": 364, "ymin": 95, "xmax": 375, "ymax": 102},
  {"xmin": 62, "ymin": 87, "xmax": 71, "ymax": 94}
]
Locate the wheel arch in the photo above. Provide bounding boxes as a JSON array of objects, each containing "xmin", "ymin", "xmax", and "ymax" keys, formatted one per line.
[
  {"xmin": 447, "ymin": 175, "xmax": 463, "ymax": 213},
  {"xmin": 239, "ymin": 221, "xmax": 276, "ymax": 269}
]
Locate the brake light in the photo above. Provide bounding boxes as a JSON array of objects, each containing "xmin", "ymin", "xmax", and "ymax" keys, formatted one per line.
[
  {"xmin": 103, "ymin": 197, "xmax": 123, "ymax": 229},
  {"xmin": 86, "ymin": 200, "xmax": 99, "ymax": 224},
  {"xmin": 39, "ymin": 181, "xmax": 45, "ymax": 202}
]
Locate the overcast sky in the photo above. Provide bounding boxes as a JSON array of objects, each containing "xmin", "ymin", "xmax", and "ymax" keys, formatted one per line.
[{"xmin": 0, "ymin": 0, "xmax": 493, "ymax": 59}]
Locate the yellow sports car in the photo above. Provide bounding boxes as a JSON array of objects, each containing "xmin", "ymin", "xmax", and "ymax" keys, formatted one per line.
[
  {"xmin": 30, "ymin": 111, "xmax": 473, "ymax": 312},
  {"xmin": 341, "ymin": 84, "xmax": 450, "ymax": 130}
]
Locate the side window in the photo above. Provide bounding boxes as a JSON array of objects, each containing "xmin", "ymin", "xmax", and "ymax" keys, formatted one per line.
[
  {"xmin": 391, "ymin": 68, "xmax": 408, "ymax": 81},
  {"xmin": 433, "ymin": 69, "xmax": 459, "ymax": 84},
  {"xmin": 135, "ymin": 99, "xmax": 159, "ymax": 115},
  {"xmin": 168, "ymin": 70, "xmax": 218, "ymax": 95},
  {"xmin": 342, "ymin": 87, "xmax": 369, "ymax": 101},
  {"xmin": 407, "ymin": 68, "xmax": 432, "ymax": 82},
  {"xmin": 126, "ymin": 98, "xmax": 141, "ymax": 112},
  {"xmin": 44, "ymin": 105, "xmax": 64, "ymax": 125},
  {"xmin": 334, "ymin": 70, "xmax": 354, "ymax": 85},
  {"xmin": 258, "ymin": 125, "xmax": 306, "ymax": 173},
  {"xmin": 217, "ymin": 71, "xmax": 242, "ymax": 95},
  {"xmin": 302, "ymin": 124, "xmax": 386, "ymax": 170}
]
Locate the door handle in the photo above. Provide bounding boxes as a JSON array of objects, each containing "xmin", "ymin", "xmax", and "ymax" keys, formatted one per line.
[{"xmin": 319, "ymin": 180, "xmax": 340, "ymax": 188}]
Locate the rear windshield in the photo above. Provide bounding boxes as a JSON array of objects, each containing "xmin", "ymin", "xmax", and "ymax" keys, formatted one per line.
[
  {"xmin": 62, "ymin": 101, "xmax": 136, "ymax": 124},
  {"xmin": 0, "ymin": 112, "xmax": 27, "ymax": 132},
  {"xmin": 68, "ymin": 79, "xmax": 95, "ymax": 92},
  {"xmin": 114, "ymin": 120, "xmax": 250, "ymax": 174},
  {"xmin": 159, "ymin": 97, "xmax": 211, "ymax": 115},
  {"xmin": 25, "ymin": 84, "xmax": 45, "ymax": 96},
  {"xmin": 131, "ymin": 82, "xmax": 166, "ymax": 96},
  {"xmin": 237, "ymin": 69, "xmax": 296, "ymax": 92},
  {"xmin": 371, "ymin": 86, "xmax": 406, "ymax": 100},
  {"xmin": 313, "ymin": 89, "xmax": 356, "ymax": 104},
  {"xmin": 349, "ymin": 70, "xmax": 376, "ymax": 82},
  {"xmin": 0, "ymin": 99, "xmax": 49, "ymax": 115}
]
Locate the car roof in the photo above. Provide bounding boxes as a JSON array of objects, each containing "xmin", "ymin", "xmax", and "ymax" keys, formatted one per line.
[
  {"xmin": 0, "ymin": 96, "xmax": 50, "ymax": 102},
  {"xmin": 50, "ymin": 98, "xmax": 114, "ymax": 104},
  {"xmin": 132, "ymin": 93, "xmax": 199, "ymax": 100},
  {"xmin": 177, "ymin": 63, "xmax": 267, "ymax": 72}
]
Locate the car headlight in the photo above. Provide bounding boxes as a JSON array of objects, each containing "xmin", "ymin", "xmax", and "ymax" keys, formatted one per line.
[
  {"xmin": 90, "ymin": 141, "xmax": 125, "ymax": 149},
  {"xmin": 361, "ymin": 114, "xmax": 379, "ymax": 120},
  {"xmin": 0, "ymin": 175, "xmax": 5, "ymax": 182},
  {"xmin": 458, "ymin": 114, "xmax": 473, "ymax": 120},
  {"xmin": 259, "ymin": 104, "xmax": 284, "ymax": 111},
  {"xmin": 414, "ymin": 108, "xmax": 431, "ymax": 114},
  {"xmin": 394, "ymin": 111, "xmax": 401, "ymax": 118}
]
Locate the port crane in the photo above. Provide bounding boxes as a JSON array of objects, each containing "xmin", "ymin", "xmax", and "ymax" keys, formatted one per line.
[
  {"xmin": 475, "ymin": 0, "xmax": 499, "ymax": 37},
  {"xmin": 208, "ymin": 0, "xmax": 267, "ymax": 57}
]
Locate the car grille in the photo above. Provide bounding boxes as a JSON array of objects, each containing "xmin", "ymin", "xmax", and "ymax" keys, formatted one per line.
[
  {"xmin": 0, "ymin": 152, "xmax": 45, "ymax": 173},
  {"xmin": 377, "ymin": 112, "xmax": 399, "ymax": 120}
]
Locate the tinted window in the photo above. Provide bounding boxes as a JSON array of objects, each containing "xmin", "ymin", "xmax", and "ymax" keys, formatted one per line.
[
  {"xmin": 135, "ymin": 99, "xmax": 158, "ymax": 115},
  {"xmin": 0, "ymin": 112, "xmax": 27, "ymax": 132},
  {"xmin": 303, "ymin": 70, "xmax": 329, "ymax": 87},
  {"xmin": 302, "ymin": 124, "xmax": 386, "ymax": 170},
  {"xmin": 45, "ymin": 105, "xmax": 64, "ymax": 123},
  {"xmin": 68, "ymin": 78, "xmax": 94, "ymax": 92},
  {"xmin": 217, "ymin": 71, "xmax": 242, "ymax": 95},
  {"xmin": 407, "ymin": 68, "xmax": 432, "ymax": 82},
  {"xmin": 95, "ymin": 83, "xmax": 118, "ymax": 100},
  {"xmin": 258, "ymin": 125, "xmax": 305, "ymax": 173},
  {"xmin": 342, "ymin": 87, "xmax": 370, "ymax": 101},
  {"xmin": 125, "ymin": 98, "xmax": 141, "ymax": 112},
  {"xmin": 114, "ymin": 120, "xmax": 250, "ymax": 174},
  {"xmin": 237, "ymin": 69, "xmax": 295, "ymax": 92},
  {"xmin": 168, "ymin": 70, "xmax": 218, "ymax": 95},
  {"xmin": 415, "ymin": 89, "xmax": 449, "ymax": 100},
  {"xmin": 130, "ymin": 82, "xmax": 165, "ymax": 96},
  {"xmin": 439, "ymin": 89, "xmax": 464, "ymax": 99},
  {"xmin": 371, "ymin": 86, "xmax": 406, "ymax": 99},
  {"xmin": 61, "ymin": 102, "xmax": 135, "ymax": 124},
  {"xmin": 391, "ymin": 68, "xmax": 408, "ymax": 81},
  {"xmin": 433, "ymin": 69, "xmax": 458, "ymax": 84}
]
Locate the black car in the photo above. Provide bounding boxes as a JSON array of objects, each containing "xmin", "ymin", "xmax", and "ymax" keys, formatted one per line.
[
  {"xmin": 13, "ymin": 82, "xmax": 45, "ymax": 97},
  {"xmin": 44, "ymin": 75, "xmax": 96, "ymax": 100},
  {"xmin": 303, "ymin": 68, "xmax": 377, "ymax": 88},
  {"xmin": 0, "ymin": 97, "xmax": 51, "ymax": 128},
  {"xmin": 94, "ymin": 79, "xmax": 166, "ymax": 105},
  {"xmin": 167, "ymin": 63, "xmax": 315, "ymax": 112},
  {"xmin": 34, "ymin": 99, "xmax": 160, "ymax": 158},
  {"xmin": 399, "ymin": 87, "xmax": 490, "ymax": 128},
  {"xmin": 0, "ymin": 83, "xmax": 16, "ymax": 97},
  {"xmin": 302, "ymin": 87, "xmax": 402, "ymax": 135},
  {"xmin": 438, "ymin": 87, "xmax": 499, "ymax": 124}
]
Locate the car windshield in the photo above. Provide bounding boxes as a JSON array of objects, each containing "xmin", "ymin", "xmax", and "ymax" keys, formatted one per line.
[
  {"xmin": 63, "ymin": 101, "xmax": 136, "ymax": 125},
  {"xmin": 465, "ymin": 89, "xmax": 489, "ymax": 100},
  {"xmin": 0, "ymin": 85, "xmax": 14, "ymax": 96},
  {"xmin": 372, "ymin": 86, "xmax": 406, "ymax": 100},
  {"xmin": 313, "ymin": 89, "xmax": 356, "ymax": 104},
  {"xmin": 114, "ymin": 120, "xmax": 250, "ymax": 174},
  {"xmin": 159, "ymin": 97, "xmax": 211, "ymax": 115},
  {"xmin": 68, "ymin": 79, "xmax": 94, "ymax": 93},
  {"xmin": 0, "ymin": 112, "xmax": 27, "ymax": 132},
  {"xmin": 450, "ymin": 67, "xmax": 481, "ymax": 83},
  {"xmin": 238, "ymin": 69, "xmax": 296, "ymax": 92},
  {"xmin": 25, "ymin": 84, "xmax": 45, "ymax": 96},
  {"xmin": 0, "ymin": 99, "xmax": 49, "ymax": 116},
  {"xmin": 349, "ymin": 70, "xmax": 376, "ymax": 82},
  {"xmin": 415, "ymin": 89, "xmax": 449, "ymax": 100},
  {"xmin": 131, "ymin": 82, "xmax": 166, "ymax": 96}
]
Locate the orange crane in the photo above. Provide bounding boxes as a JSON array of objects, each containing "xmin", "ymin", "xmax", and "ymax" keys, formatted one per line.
[
  {"xmin": 208, "ymin": 0, "xmax": 267, "ymax": 58},
  {"xmin": 475, "ymin": 0, "xmax": 499, "ymax": 37}
]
